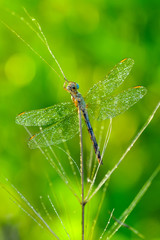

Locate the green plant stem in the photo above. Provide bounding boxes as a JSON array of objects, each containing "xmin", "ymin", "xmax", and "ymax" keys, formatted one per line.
[{"xmin": 78, "ymin": 105, "xmax": 85, "ymax": 240}]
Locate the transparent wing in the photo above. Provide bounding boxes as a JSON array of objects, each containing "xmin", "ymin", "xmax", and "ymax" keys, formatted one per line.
[
  {"xmin": 88, "ymin": 86, "xmax": 147, "ymax": 120},
  {"xmin": 28, "ymin": 111, "xmax": 79, "ymax": 149},
  {"xmin": 85, "ymin": 58, "xmax": 134, "ymax": 103},
  {"xmin": 16, "ymin": 102, "xmax": 75, "ymax": 126}
]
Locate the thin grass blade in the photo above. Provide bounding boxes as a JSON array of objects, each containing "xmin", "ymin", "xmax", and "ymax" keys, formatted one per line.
[
  {"xmin": 106, "ymin": 165, "xmax": 160, "ymax": 239},
  {"xmin": 0, "ymin": 179, "xmax": 60, "ymax": 239}
]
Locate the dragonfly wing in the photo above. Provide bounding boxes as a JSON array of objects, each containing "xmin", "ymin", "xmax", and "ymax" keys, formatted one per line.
[
  {"xmin": 88, "ymin": 86, "xmax": 147, "ymax": 120},
  {"xmin": 85, "ymin": 58, "xmax": 134, "ymax": 103},
  {"xmin": 16, "ymin": 102, "xmax": 74, "ymax": 126},
  {"xmin": 28, "ymin": 111, "xmax": 79, "ymax": 149}
]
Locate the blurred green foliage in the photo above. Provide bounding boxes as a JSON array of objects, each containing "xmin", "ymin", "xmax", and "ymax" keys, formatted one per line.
[{"xmin": 0, "ymin": 0, "xmax": 160, "ymax": 239}]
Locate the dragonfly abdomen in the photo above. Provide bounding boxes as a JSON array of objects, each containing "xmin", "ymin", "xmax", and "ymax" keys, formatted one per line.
[{"xmin": 82, "ymin": 109, "xmax": 102, "ymax": 164}]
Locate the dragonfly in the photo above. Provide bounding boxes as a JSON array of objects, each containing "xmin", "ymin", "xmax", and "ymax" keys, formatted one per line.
[{"xmin": 16, "ymin": 58, "xmax": 147, "ymax": 164}]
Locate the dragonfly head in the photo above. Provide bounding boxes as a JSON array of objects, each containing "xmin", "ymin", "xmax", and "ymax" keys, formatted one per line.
[{"xmin": 64, "ymin": 81, "xmax": 79, "ymax": 94}]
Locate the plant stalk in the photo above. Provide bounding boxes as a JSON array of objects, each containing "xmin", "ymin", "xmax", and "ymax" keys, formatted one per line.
[{"xmin": 78, "ymin": 105, "xmax": 85, "ymax": 240}]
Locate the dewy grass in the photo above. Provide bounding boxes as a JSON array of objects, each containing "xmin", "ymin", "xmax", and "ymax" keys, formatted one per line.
[
  {"xmin": 0, "ymin": 8, "xmax": 160, "ymax": 240},
  {"xmin": 106, "ymin": 165, "xmax": 160, "ymax": 239},
  {"xmin": 0, "ymin": 178, "xmax": 60, "ymax": 239}
]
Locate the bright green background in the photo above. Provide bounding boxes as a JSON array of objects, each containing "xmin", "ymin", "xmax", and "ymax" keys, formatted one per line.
[{"xmin": 0, "ymin": 0, "xmax": 160, "ymax": 239}]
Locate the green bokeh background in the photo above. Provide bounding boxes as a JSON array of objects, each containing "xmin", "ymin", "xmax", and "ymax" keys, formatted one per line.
[{"xmin": 0, "ymin": 0, "xmax": 160, "ymax": 239}]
